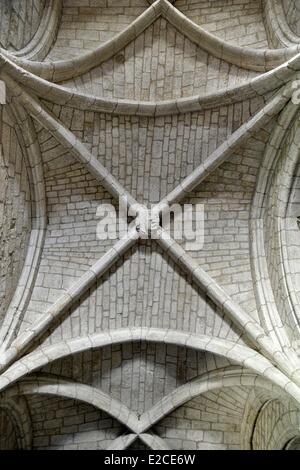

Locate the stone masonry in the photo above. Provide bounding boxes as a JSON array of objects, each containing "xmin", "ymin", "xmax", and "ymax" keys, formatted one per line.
[{"xmin": 0, "ymin": 0, "xmax": 300, "ymax": 450}]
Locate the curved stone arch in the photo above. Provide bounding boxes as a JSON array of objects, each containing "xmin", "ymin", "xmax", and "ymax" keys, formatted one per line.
[
  {"xmin": 0, "ymin": 104, "xmax": 33, "ymax": 330},
  {"xmin": 1, "ymin": 0, "xmax": 300, "ymax": 452},
  {"xmin": 0, "ymin": 397, "xmax": 32, "ymax": 449},
  {"xmin": 11, "ymin": 0, "xmax": 62, "ymax": 61},
  {"xmin": 240, "ymin": 389, "xmax": 270, "ymax": 449},
  {"xmin": 0, "ymin": 99, "xmax": 47, "ymax": 350},
  {"xmin": 10, "ymin": 368, "xmax": 284, "ymax": 434},
  {"xmin": 106, "ymin": 434, "xmax": 137, "ymax": 450},
  {"xmin": 0, "ymin": 99, "xmax": 48, "ymax": 349},
  {"xmin": 107, "ymin": 433, "xmax": 171, "ymax": 451},
  {"xmin": 0, "ymin": 367, "xmax": 290, "ymax": 449},
  {"xmin": 262, "ymin": 406, "xmax": 300, "ymax": 449},
  {"xmin": 0, "ymin": 72, "xmax": 295, "ymax": 385},
  {"xmin": 241, "ymin": 386, "xmax": 300, "ymax": 450},
  {"xmin": 0, "ymin": 0, "xmax": 46, "ymax": 52},
  {"xmin": 0, "ymin": 45, "xmax": 298, "ymax": 391},
  {"xmin": 281, "ymin": 0, "xmax": 300, "ymax": 38},
  {"xmin": 263, "ymin": 0, "xmax": 300, "ymax": 48},
  {"xmin": 1, "ymin": 329, "xmax": 300, "ymax": 403},
  {"xmin": 3, "ymin": 376, "xmax": 140, "ymax": 434},
  {"xmin": 138, "ymin": 367, "xmax": 289, "ymax": 433},
  {"xmin": 251, "ymin": 397, "xmax": 300, "ymax": 449},
  {"xmin": 279, "ymin": 154, "xmax": 300, "ymax": 341},
  {"xmin": 285, "ymin": 435, "xmax": 300, "ymax": 449},
  {"xmin": 2, "ymin": 375, "xmax": 173, "ymax": 450},
  {"xmin": 2, "ymin": 0, "xmax": 300, "ymax": 84},
  {"xmin": 265, "ymin": 110, "xmax": 300, "ymax": 343},
  {"xmin": 0, "ymin": 49, "xmax": 298, "ymax": 118},
  {"xmin": 250, "ymin": 99, "xmax": 300, "ymax": 360},
  {"xmin": 139, "ymin": 434, "xmax": 172, "ymax": 450},
  {"xmin": 2, "ymin": 52, "xmax": 294, "ymax": 116}
]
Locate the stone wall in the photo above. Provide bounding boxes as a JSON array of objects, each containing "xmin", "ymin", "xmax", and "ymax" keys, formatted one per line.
[
  {"xmin": 0, "ymin": 0, "xmax": 46, "ymax": 51},
  {"xmin": 61, "ymin": 17, "xmax": 258, "ymax": 100},
  {"xmin": 282, "ymin": 0, "xmax": 300, "ymax": 36},
  {"xmin": 47, "ymin": 0, "xmax": 147, "ymax": 60},
  {"xmin": 29, "ymin": 395, "xmax": 122, "ymax": 450},
  {"xmin": 285, "ymin": 162, "xmax": 300, "ymax": 323},
  {"xmin": 176, "ymin": 0, "xmax": 269, "ymax": 48},
  {"xmin": 153, "ymin": 387, "xmax": 246, "ymax": 450},
  {"xmin": 1, "ymin": 0, "xmax": 300, "ymax": 452},
  {"xmin": 252, "ymin": 398, "xmax": 300, "ymax": 450},
  {"xmin": 0, "ymin": 408, "xmax": 19, "ymax": 450},
  {"xmin": 0, "ymin": 108, "xmax": 31, "ymax": 327},
  {"xmin": 40, "ymin": 345, "xmax": 231, "ymax": 410}
]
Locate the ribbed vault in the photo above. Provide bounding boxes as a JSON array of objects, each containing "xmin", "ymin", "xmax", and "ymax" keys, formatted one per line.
[{"xmin": 1, "ymin": 0, "xmax": 300, "ymax": 450}]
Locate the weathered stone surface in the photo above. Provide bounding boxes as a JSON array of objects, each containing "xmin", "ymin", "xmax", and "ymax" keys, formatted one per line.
[{"xmin": 0, "ymin": 0, "xmax": 300, "ymax": 452}]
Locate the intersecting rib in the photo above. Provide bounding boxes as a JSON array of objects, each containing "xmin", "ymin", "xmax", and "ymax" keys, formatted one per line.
[
  {"xmin": 156, "ymin": 84, "xmax": 293, "ymax": 213},
  {"xmin": 2, "ymin": 73, "xmax": 138, "ymax": 209},
  {"xmin": 0, "ymin": 227, "xmax": 140, "ymax": 373}
]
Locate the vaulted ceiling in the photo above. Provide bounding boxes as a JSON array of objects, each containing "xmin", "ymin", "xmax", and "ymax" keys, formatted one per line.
[{"xmin": 0, "ymin": 0, "xmax": 300, "ymax": 450}]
